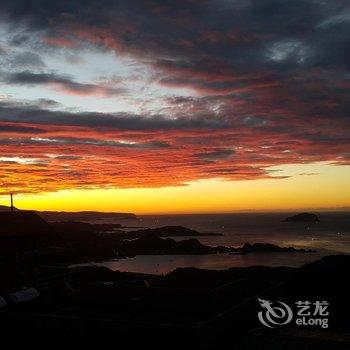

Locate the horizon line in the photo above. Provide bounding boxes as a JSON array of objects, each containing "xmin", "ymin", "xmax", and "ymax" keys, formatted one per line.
[{"xmin": 1, "ymin": 204, "xmax": 350, "ymax": 215}]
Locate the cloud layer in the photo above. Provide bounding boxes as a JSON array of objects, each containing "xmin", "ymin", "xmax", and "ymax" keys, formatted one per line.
[{"xmin": 0, "ymin": 0, "xmax": 349, "ymax": 194}]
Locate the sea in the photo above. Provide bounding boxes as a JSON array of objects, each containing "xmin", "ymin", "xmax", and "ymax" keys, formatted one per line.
[{"xmin": 84, "ymin": 212, "xmax": 350, "ymax": 274}]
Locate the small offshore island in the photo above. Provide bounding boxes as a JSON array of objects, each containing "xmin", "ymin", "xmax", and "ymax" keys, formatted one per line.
[{"xmin": 283, "ymin": 212, "xmax": 320, "ymax": 222}]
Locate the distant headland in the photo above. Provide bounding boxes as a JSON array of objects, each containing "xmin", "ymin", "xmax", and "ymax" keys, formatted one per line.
[{"xmin": 0, "ymin": 205, "xmax": 137, "ymax": 221}]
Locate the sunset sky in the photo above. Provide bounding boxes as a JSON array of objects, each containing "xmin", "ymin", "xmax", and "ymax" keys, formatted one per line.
[{"xmin": 0, "ymin": 0, "xmax": 349, "ymax": 213}]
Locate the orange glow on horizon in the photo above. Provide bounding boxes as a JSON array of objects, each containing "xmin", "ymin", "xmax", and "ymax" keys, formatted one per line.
[{"xmin": 2, "ymin": 162, "xmax": 349, "ymax": 215}]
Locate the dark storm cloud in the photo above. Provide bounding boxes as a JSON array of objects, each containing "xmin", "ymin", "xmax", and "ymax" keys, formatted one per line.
[
  {"xmin": 0, "ymin": 124, "xmax": 46, "ymax": 134},
  {"xmin": 0, "ymin": 71, "xmax": 125, "ymax": 96},
  {"xmin": 195, "ymin": 149, "xmax": 235, "ymax": 161},
  {"xmin": 1, "ymin": 1, "xmax": 349, "ymax": 77},
  {"xmin": 52, "ymin": 155, "xmax": 82, "ymax": 160},
  {"xmin": 0, "ymin": 100, "xmax": 230, "ymax": 130},
  {"xmin": 35, "ymin": 98, "xmax": 62, "ymax": 108},
  {"xmin": 0, "ymin": 136, "xmax": 169, "ymax": 149},
  {"xmin": 0, "ymin": 2, "xmax": 347, "ymax": 54}
]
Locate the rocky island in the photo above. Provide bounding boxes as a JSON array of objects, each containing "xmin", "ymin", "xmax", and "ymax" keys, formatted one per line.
[{"xmin": 283, "ymin": 212, "xmax": 320, "ymax": 222}]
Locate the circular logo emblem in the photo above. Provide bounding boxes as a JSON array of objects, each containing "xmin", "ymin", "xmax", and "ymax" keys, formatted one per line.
[{"xmin": 258, "ymin": 298, "xmax": 293, "ymax": 328}]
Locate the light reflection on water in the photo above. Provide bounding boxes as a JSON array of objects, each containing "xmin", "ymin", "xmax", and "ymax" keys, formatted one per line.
[{"xmin": 91, "ymin": 251, "xmax": 332, "ymax": 275}]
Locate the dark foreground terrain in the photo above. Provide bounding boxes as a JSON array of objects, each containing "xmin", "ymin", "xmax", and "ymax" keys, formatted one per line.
[
  {"xmin": 0, "ymin": 210, "xmax": 348, "ymax": 348},
  {"xmin": 0, "ymin": 255, "xmax": 349, "ymax": 348}
]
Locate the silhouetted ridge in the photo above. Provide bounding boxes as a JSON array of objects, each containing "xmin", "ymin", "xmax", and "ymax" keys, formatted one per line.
[
  {"xmin": 0, "ymin": 206, "xmax": 137, "ymax": 221},
  {"xmin": 240, "ymin": 242, "xmax": 313, "ymax": 253},
  {"xmin": 0, "ymin": 205, "xmax": 19, "ymax": 212},
  {"xmin": 0, "ymin": 211, "xmax": 51, "ymax": 237},
  {"xmin": 38, "ymin": 210, "xmax": 136, "ymax": 221},
  {"xmin": 128, "ymin": 225, "xmax": 222, "ymax": 237},
  {"xmin": 0, "ymin": 211, "xmax": 61, "ymax": 253}
]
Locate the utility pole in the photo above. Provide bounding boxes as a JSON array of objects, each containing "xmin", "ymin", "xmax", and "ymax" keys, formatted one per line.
[{"xmin": 10, "ymin": 193, "xmax": 13, "ymax": 212}]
